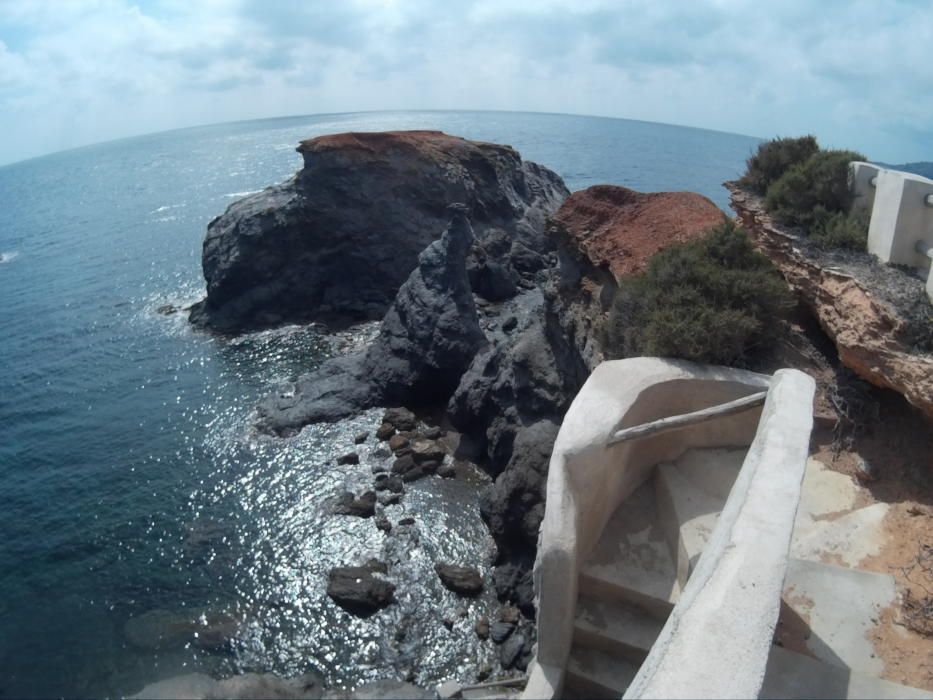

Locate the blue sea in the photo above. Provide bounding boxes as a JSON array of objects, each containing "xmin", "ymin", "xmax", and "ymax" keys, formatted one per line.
[{"xmin": 0, "ymin": 111, "xmax": 759, "ymax": 698}]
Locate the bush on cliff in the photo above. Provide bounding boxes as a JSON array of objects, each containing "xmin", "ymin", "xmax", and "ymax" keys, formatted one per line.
[
  {"xmin": 764, "ymin": 148, "xmax": 866, "ymax": 229},
  {"xmin": 809, "ymin": 208, "xmax": 870, "ymax": 251},
  {"xmin": 739, "ymin": 135, "xmax": 820, "ymax": 194},
  {"xmin": 605, "ymin": 221, "xmax": 793, "ymax": 366}
]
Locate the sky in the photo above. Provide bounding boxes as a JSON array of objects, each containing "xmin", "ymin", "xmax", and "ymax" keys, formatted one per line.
[{"xmin": 0, "ymin": 0, "xmax": 931, "ymax": 166}]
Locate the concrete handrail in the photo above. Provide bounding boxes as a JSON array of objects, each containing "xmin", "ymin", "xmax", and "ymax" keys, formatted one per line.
[
  {"xmin": 524, "ymin": 358, "xmax": 776, "ymax": 699},
  {"xmin": 624, "ymin": 368, "xmax": 815, "ymax": 698}
]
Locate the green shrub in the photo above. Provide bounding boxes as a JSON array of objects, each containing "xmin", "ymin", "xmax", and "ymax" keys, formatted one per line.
[
  {"xmin": 764, "ymin": 149, "xmax": 866, "ymax": 229},
  {"xmin": 809, "ymin": 208, "xmax": 869, "ymax": 251},
  {"xmin": 605, "ymin": 221, "xmax": 794, "ymax": 366},
  {"xmin": 739, "ymin": 135, "xmax": 819, "ymax": 194}
]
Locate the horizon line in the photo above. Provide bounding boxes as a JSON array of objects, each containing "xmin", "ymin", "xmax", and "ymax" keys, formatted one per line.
[{"xmin": 0, "ymin": 108, "xmax": 767, "ymax": 171}]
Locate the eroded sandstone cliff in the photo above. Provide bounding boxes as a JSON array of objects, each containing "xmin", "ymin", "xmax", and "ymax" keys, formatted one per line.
[{"xmin": 727, "ymin": 182, "xmax": 933, "ymax": 420}]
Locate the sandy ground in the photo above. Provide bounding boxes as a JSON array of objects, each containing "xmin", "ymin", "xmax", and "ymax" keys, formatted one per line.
[{"xmin": 809, "ymin": 401, "xmax": 933, "ymax": 690}]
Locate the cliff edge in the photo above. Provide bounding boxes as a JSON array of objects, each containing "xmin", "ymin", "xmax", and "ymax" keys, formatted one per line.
[{"xmin": 727, "ymin": 182, "xmax": 933, "ymax": 420}]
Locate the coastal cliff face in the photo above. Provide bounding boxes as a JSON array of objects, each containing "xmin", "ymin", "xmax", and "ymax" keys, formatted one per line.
[
  {"xmin": 188, "ymin": 130, "xmax": 567, "ymax": 333},
  {"xmin": 727, "ymin": 182, "xmax": 933, "ymax": 420}
]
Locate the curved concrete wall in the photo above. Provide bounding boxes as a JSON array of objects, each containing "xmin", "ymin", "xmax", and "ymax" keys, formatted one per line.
[
  {"xmin": 624, "ymin": 368, "xmax": 815, "ymax": 698},
  {"xmin": 524, "ymin": 358, "xmax": 779, "ymax": 699}
]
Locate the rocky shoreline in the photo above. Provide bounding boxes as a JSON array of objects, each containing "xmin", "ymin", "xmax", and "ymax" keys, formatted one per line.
[{"xmin": 187, "ymin": 130, "xmax": 730, "ymax": 687}]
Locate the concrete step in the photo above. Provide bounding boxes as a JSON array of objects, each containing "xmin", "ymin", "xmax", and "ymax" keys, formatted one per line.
[
  {"xmin": 791, "ymin": 458, "xmax": 889, "ymax": 568},
  {"xmin": 780, "ymin": 558, "xmax": 896, "ymax": 676},
  {"xmin": 564, "ymin": 647, "xmax": 640, "ymax": 699},
  {"xmin": 669, "ymin": 447, "xmax": 745, "ymax": 501},
  {"xmin": 573, "ymin": 594, "xmax": 664, "ymax": 663},
  {"xmin": 653, "ymin": 459, "xmax": 726, "ymax": 586},
  {"xmin": 579, "ymin": 480, "xmax": 681, "ymax": 620},
  {"xmin": 760, "ymin": 645, "xmax": 933, "ymax": 699}
]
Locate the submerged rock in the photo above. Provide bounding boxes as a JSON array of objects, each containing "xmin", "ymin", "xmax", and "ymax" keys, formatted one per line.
[
  {"xmin": 131, "ymin": 672, "xmax": 326, "ymax": 700},
  {"xmin": 326, "ymin": 561, "xmax": 395, "ymax": 616},
  {"xmin": 332, "ymin": 491, "xmax": 377, "ymax": 518},
  {"xmin": 189, "ymin": 130, "xmax": 567, "ymax": 334}
]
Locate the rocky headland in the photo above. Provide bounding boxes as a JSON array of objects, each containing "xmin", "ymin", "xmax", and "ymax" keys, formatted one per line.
[
  {"xmin": 188, "ymin": 130, "xmax": 733, "ymax": 684},
  {"xmin": 189, "ymin": 130, "xmax": 566, "ymax": 333}
]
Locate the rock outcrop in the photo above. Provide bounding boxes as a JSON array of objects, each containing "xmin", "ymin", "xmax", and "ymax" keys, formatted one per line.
[
  {"xmin": 727, "ymin": 182, "xmax": 933, "ymax": 420},
  {"xmin": 189, "ymin": 130, "xmax": 567, "ymax": 333},
  {"xmin": 326, "ymin": 560, "xmax": 396, "ymax": 617},
  {"xmin": 255, "ymin": 205, "xmax": 486, "ymax": 435},
  {"xmin": 546, "ymin": 184, "xmax": 727, "ymax": 368},
  {"xmin": 551, "ymin": 185, "xmax": 725, "ymax": 279}
]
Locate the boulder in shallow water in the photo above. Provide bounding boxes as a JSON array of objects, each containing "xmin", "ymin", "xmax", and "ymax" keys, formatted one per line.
[
  {"xmin": 409, "ymin": 439, "xmax": 445, "ymax": 464},
  {"xmin": 435, "ymin": 562, "xmax": 484, "ymax": 595},
  {"xmin": 332, "ymin": 491, "xmax": 376, "ymax": 518},
  {"xmin": 327, "ymin": 561, "xmax": 395, "ymax": 616}
]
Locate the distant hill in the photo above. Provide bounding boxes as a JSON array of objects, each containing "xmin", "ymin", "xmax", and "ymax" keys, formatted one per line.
[{"xmin": 875, "ymin": 161, "xmax": 933, "ymax": 179}]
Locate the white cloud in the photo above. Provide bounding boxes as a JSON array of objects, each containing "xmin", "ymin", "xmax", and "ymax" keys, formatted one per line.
[{"xmin": 0, "ymin": 0, "xmax": 930, "ymax": 165}]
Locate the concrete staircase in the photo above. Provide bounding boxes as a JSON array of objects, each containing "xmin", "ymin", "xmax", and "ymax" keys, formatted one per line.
[
  {"xmin": 561, "ymin": 449, "xmax": 933, "ymax": 700},
  {"xmin": 565, "ymin": 449, "xmax": 735, "ymax": 698}
]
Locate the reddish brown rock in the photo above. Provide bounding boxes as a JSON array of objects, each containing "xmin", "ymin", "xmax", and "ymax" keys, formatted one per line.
[{"xmin": 551, "ymin": 184, "xmax": 725, "ymax": 280}]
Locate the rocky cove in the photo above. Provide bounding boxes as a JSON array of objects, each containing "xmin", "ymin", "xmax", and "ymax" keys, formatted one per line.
[{"xmin": 175, "ymin": 130, "xmax": 730, "ymax": 694}]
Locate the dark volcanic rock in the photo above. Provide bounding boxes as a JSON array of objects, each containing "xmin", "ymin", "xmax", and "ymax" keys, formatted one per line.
[
  {"xmin": 388, "ymin": 434, "xmax": 410, "ymax": 453},
  {"xmin": 409, "ymin": 439, "xmax": 445, "ymax": 464},
  {"xmin": 374, "ymin": 473, "xmax": 404, "ymax": 494},
  {"xmin": 353, "ymin": 432, "xmax": 369, "ymax": 444},
  {"xmin": 327, "ymin": 561, "xmax": 395, "ymax": 617},
  {"xmin": 489, "ymin": 620, "xmax": 516, "ymax": 644},
  {"xmin": 375, "ymin": 423, "xmax": 395, "ymax": 440},
  {"xmin": 435, "ymin": 563, "xmax": 484, "ymax": 595},
  {"xmin": 493, "ymin": 563, "xmax": 536, "ymax": 618},
  {"xmin": 480, "ymin": 420, "xmax": 561, "ymax": 560},
  {"xmin": 422, "ymin": 426, "xmax": 443, "ymax": 440},
  {"xmin": 336, "ymin": 452, "xmax": 359, "ymax": 465},
  {"xmin": 332, "ymin": 491, "xmax": 376, "ymax": 518},
  {"xmin": 499, "ymin": 634, "xmax": 525, "ymax": 670},
  {"xmin": 255, "ymin": 207, "xmax": 487, "ymax": 435},
  {"xmin": 189, "ymin": 130, "xmax": 567, "ymax": 334},
  {"xmin": 383, "ymin": 407, "xmax": 417, "ymax": 432}
]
